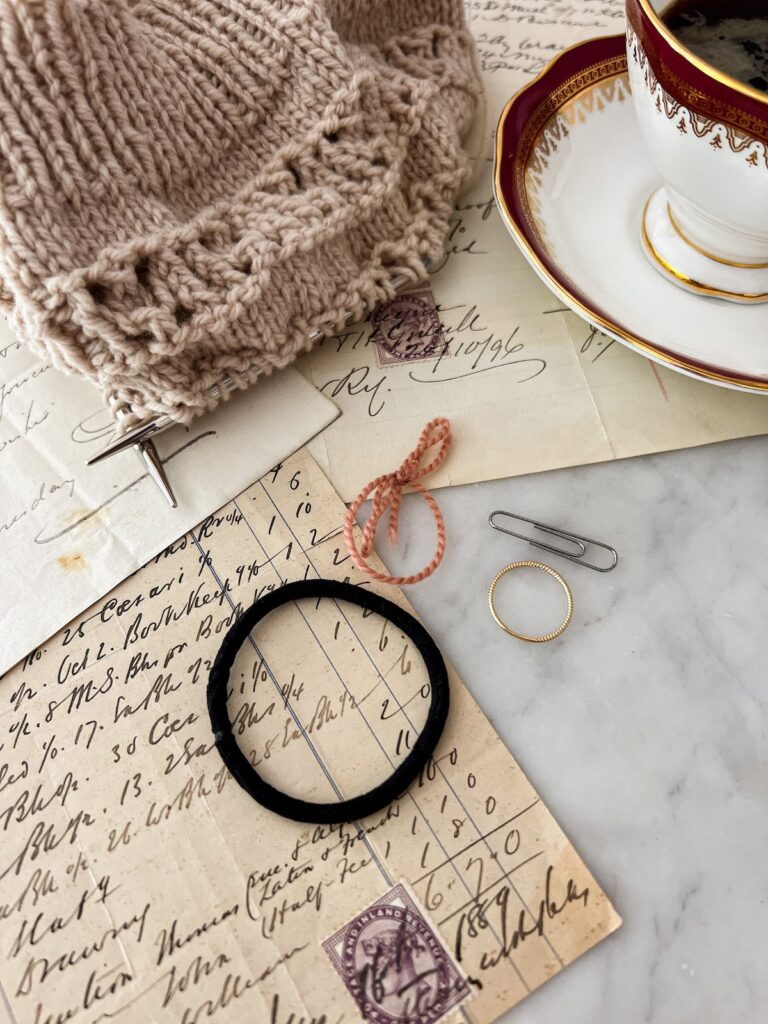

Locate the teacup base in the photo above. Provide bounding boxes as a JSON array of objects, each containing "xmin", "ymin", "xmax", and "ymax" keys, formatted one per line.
[{"xmin": 641, "ymin": 188, "xmax": 768, "ymax": 305}]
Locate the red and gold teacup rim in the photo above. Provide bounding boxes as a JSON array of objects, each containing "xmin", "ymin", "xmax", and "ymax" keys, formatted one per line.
[{"xmin": 631, "ymin": 0, "xmax": 768, "ymax": 110}]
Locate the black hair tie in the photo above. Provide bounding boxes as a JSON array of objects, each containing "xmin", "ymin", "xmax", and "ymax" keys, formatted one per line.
[{"xmin": 207, "ymin": 579, "xmax": 450, "ymax": 824}]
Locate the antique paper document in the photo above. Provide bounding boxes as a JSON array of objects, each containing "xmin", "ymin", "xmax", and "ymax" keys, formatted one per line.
[
  {"xmin": 0, "ymin": 316, "xmax": 338, "ymax": 676},
  {"xmin": 300, "ymin": 0, "xmax": 768, "ymax": 500},
  {"xmin": 560, "ymin": 312, "xmax": 768, "ymax": 458},
  {"xmin": 0, "ymin": 449, "xmax": 620, "ymax": 1024}
]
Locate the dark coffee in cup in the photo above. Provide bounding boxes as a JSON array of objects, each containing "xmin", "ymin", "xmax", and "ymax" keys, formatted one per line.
[{"xmin": 664, "ymin": 0, "xmax": 768, "ymax": 93}]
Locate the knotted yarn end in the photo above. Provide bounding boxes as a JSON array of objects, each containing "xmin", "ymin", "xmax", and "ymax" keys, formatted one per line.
[{"xmin": 343, "ymin": 417, "xmax": 452, "ymax": 586}]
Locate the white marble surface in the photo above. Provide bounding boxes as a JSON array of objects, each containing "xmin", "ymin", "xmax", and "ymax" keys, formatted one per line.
[{"xmin": 374, "ymin": 432, "xmax": 768, "ymax": 1024}]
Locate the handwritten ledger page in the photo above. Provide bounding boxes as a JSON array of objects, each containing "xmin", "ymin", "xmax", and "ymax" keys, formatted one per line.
[
  {"xmin": 0, "ymin": 314, "xmax": 338, "ymax": 677},
  {"xmin": 0, "ymin": 449, "xmax": 620, "ymax": 1024},
  {"xmin": 300, "ymin": 0, "xmax": 768, "ymax": 500}
]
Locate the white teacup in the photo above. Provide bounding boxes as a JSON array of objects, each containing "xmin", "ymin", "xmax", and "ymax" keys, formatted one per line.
[{"xmin": 626, "ymin": 0, "xmax": 768, "ymax": 303}]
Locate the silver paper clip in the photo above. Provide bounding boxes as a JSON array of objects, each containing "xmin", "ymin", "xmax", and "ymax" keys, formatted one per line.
[
  {"xmin": 489, "ymin": 511, "xmax": 619, "ymax": 573},
  {"xmin": 87, "ymin": 270, "xmax": 418, "ymax": 503}
]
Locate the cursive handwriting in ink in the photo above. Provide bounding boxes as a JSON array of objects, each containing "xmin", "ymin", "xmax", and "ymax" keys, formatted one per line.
[
  {"xmin": 0, "ymin": 447, "xmax": 614, "ymax": 1023},
  {"xmin": 0, "ymin": 399, "xmax": 50, "ymax": 456},
  {"xmin": 319, "ymin": 367, "xmax": 388, "ymax": 418},
  {"xmin": 454, "ymin": 865, "xmax": 589, "ymax": 968},
  {"xmin": 1, "ymin": 478, "xmax": 77, "ymax": 536},
  {"xmin": 34, "ymin": 432, "xmax": 217, "ymax": 544}
]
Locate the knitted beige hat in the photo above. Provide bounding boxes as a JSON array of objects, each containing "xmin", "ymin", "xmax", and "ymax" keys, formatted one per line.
[{"xmin": 0, "ymin": 0, "xmax": 481, "ymax": 427}]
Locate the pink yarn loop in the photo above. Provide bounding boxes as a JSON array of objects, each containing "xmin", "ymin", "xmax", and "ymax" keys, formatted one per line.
[{"xmin": 343, "ymin": 418, "xmax": 452, "ymax": 586}]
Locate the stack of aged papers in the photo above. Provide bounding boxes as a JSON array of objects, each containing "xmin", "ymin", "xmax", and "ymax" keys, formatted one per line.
[
  {"xmin": 0, "ymin": 316, "xmax": 338, "ymax": 676},
  {"xmin": 300, "ymin": 0, "xmax": 768, "ymax": 500},
  {"xmin": 0, "ymin": 448, "xmax": 620, "ymax": 1024}
]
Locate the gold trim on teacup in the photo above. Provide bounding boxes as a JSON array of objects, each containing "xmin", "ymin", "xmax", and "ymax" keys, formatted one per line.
[
  {"xmin": 637, "ymin": 0, "xmax": 768, "ymax": 109},
  {"xmin": 626, "ymin": 23, "xmax": 768, "ymax": 163},
  {"xmin": 666, "ymin": 203, "xmax": 768, "ymax": 270},
  {"xmin": 627, "ymin": 23, "xmax": 768, "ymax": 165},
  {"xmin": 494, "ymin": 46, "xmax": 768, "ymax": 392},
  {"xmin": 642, "ymin": 198, "xmax": 768, "ymax": 301}
]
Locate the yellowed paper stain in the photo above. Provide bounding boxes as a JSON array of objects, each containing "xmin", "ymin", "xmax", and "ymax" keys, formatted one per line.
[{"xmin": 57, "ymin": 552, "xmax": 87, "ymax": 571}]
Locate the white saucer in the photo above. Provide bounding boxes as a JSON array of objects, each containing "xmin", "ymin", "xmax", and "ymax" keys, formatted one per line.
[{"xmin": 494, "ymin": 34, "xmax": 768, "ymax": 394}]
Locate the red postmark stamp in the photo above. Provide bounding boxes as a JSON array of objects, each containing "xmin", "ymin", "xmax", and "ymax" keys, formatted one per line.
[{"xmin": 370, "ymin": 290, "xmax": 446, "ymax": 366}]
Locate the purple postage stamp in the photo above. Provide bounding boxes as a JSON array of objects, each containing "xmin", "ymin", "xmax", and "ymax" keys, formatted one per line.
[
  {"xmin": 323, "ymin": 884, "xmax": 470, "ymax": 1024},
  {"xmin": 370, "ymin": 289, "xmax": 446, "ymax": 366}
]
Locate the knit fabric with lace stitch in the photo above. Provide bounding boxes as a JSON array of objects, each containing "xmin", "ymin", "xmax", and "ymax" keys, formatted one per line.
[{"xmin": 0, "ymin": 0, "xmax": 481, "ymax": 429}]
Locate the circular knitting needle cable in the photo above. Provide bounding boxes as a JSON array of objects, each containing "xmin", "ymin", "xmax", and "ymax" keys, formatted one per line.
[{"xmin": 488, "ymin": 561, "xmax": 573, "ymax": 643}]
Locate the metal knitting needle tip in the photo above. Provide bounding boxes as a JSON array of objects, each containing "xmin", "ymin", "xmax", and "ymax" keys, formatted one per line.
[
  {"xmin": 86, "ymin": 418, "xmax": 167, "ymax": 465},
  {"xmin": 87, "ymin": 268, "xmax": 421, "ymax": 469},
  {"xmin": 133, "ymin": 439, "xmax": 178, "ymax": 508}
]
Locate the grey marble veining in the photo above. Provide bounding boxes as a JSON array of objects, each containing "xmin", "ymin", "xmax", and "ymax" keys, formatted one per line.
[{"xmin": 371, "ymin": 433, "xmax": 768, "ymax": 1024}]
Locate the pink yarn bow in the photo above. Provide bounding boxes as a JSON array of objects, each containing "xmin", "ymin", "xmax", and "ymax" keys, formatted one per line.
[{"xmin": 343, "ymin": 418, "xmax": 453, "ymax": 586}]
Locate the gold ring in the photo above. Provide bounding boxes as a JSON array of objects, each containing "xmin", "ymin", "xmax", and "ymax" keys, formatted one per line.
[{"xmin": 488, "ymin": 561, "xmax": 573, "ymax": 643}]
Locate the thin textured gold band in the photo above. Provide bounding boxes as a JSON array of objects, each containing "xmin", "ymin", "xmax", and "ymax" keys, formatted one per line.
[
  {"xmin": 488, "ymin": 561, "xmax": 574, "ymax": 644},
  {"xmin": 666, "ymin": 203, "xmax": 768, "ymax": 270}
]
